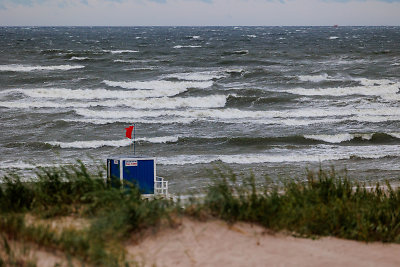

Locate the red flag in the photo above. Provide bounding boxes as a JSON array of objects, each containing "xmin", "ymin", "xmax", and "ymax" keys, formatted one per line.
[{"xmin": 125, "ymin": 125, "xmax": 134, "ymax": 139}]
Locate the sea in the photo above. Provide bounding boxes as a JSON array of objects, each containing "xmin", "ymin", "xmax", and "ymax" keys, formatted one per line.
[{"xmin": 1, "ymin": 26, "xmax": 400, "ymax": 193}]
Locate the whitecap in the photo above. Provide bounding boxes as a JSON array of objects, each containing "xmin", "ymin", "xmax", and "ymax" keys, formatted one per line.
[
  {"xmin": 298, "ymin": 73, "xmax": 330, "ymax": 82},
  {"xmin": 62, "ymin": 117, "xmax": 196, "ymax": 125},
  {"xmin": 304, "ymin": 133, "xmax": 374, "ymax": 143},
  {"xmin": 283, "ymin": 80, "xmax": 400, "ymax": 97},
  {"xmin": 69, "ymin": 57, "xmax": 88, "ymax": 61},
  {"xmin": 158, "ymin": 145, "xmax": 400, "ymax": 165},
  {"xmin": 1, "ymin": 94, "xmax": 227, "ymax": 109},
  {"xmin": 164, "ymin": 71, "xmax": 226, "ymax": 81},
  {"xmin": 9, "ymin": 86, "xmax": 192, "ymax": 99},
  {"xmin": 0, "ymin": 64, "xmax": 85, "ymax": 72},
  {"xmin": 173, "ymin": 45, "xmax": 202, "ymax": 49},
  {"xmin": 103, "ymin": 50, "xmax": 139, "ymax": 54},
  {"xmin": 47, "ymin": 136, "xmax": 178, "ymax": 149},
  {"xmin": 103, "ymin": 79, "xmax": 213, "ymax": 91}
]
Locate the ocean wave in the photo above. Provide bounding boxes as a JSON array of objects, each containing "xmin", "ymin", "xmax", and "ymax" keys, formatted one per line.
[
  {"xmin": 225, "ymin": 68, "xmax": 245, "ymax": 74},
  {"xmin": 164, "ymin": 71, "xmax": 226, "ymax": 81},
  {"xmin": 61, "ymin": 115, "xmax": 399, "ymax": 127},
  {"xmin": 0, "ymin": 100, "xmax": 91, "ymax": 109},
  {"xmin": 123, "ymin": 67, "xmax": 156, "ymax": 71},
  {"xmin": 158, "ymin": 145, "xmax": 400, "ymax": 165},
  {"xmin": 8, "ymin": 86, "xmax": 196, "ymax": 99},
  {"xmin": 73, "ymin": 107, "xmax": 400, "ymax": 121},
  {"xmin": 0, "ymin": 161, "xmax": 59, "ymax": 170},
  {"xmin": 0, "ymin": 64, "xmax": 85, "ymax": 72},
  {"xmin": 69, "ymin": 56, "xmax": 89, "ymax": 61},
  {"xmin": 304, "ymin": 133, "xmax": 400, "ymax": 143},
  {"xmin": 0, "ymin": 95, "xmax": 227, "ymax": 109},
  {"xmin": 298, "ymin": 73, "xmax": 331, "ymax": 82},
  {"xmin": 46, "ymin": 136, "xmax": 178, "ymax": 149},
  {"xmin": 173, "ymin": 45, "xmax": 202, "ymax": 49},
  {"xmin": 103, "ymin": 50, "xmax": 139, "ymax": 54},
  {"xmin": 177, "ymin": 133, "xmax": 400, "ymax": 146},
  {"xmin": 304, "ymin": 133, "xmax": 371, "ymax": 143},
  {"xmin": 283, "ymin": 79, "xmax": 399, "ymax": 97},
  {"xmin": 62, "ymin": 117, "xmax": 196, "ymax": 125},
  {"xmin": 103, "ymin": 80, "xmax": 213, "ymax": 91},
  {"xmin": 223, "ymin": 50, "xmax": 249, "ymax": 55}
]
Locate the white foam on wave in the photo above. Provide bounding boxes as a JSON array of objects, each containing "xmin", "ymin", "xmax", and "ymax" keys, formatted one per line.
[
  {"xmin": 158, "ymin": 145, "xmax": 400, "ymax": 165},
  {"xmin": 47, "ymin": 136, "xmax": 178, "ymax": 149},
  {"xmin": 0, "ymin": 161, "xmax": 59, "ymax": 170},
  {"xmin": 8, "ymin": 85, "xmax": 193, "ymax": 99},
  {"xmin": 0, "ymin": 161, "xmax": 37, "ymax": 170},
  {"xmin": 1, "ymin": 94, "xmax": 227, "ymax": 110},
  {"xmin": 164, "ymin": 71, "xmax": 226, "ymax": 81},
  {"xmin": 329, "ymin": 36, "xmax": 339, "ymax": 40},
  {"xmin": 63, "ymin": 117, "xmax": 196, "ymax": 125},
  {"xmin": 284, "ymin": 78, "xmax": 400, "ymax": 97},
  {"xmin": 298, "ymin": 73, "xmax": 330, "ymax": 82},
  {"xmin": 73, "ymin": 106, "xmax": 400, "ymax": 121},
  {"xmin": 388, "ymin": 133, "xmax": 400, "ymax": 139},
  {"xmin": 173, "ymin": 45, "xmax": 202, "ymax": 49},
  {"xmin": 103, "ymin": 80, "xmax": 213, "ymax": 91},
  {"xmin": 103, "ymin": 50, "xmax": 139, "ymax": 54},
  {"xmin": 304, "ymin": 133, "xmax": 374, "ymax": 143},
  {"xmin": 123, "ymin": 67, "xmax": 155, "ymax": 71},
  {"xmin": 233, "ymin": 50, "xmax": 249, "ymax": 54},
  {"xmin": 70, "ymin": 57, "xmax": 88, "ymax": 61},
  {"xmin": 0, "ymin": 100, "xmax": 91, "ymax": 109},
  {"xmin": 0, "ymin": 64, "xmax": 85, "ymax": 72},
  {"xmin": 225, "ymin": 68, "xmax": 244, "ymax": 74}
]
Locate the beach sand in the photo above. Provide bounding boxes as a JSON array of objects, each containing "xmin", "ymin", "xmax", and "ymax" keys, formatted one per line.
[
  {"xmin": 2, "ymin": 217, "xmax": 400, "ymax": 266},
  {"xmin": 127, "ymin": 217, "xmax": 400, "ymax": 267}
]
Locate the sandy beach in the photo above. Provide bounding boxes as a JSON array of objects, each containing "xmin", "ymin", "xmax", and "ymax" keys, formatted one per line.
[
  {"xmin": 127, "ymin": 218, "xmax": 400, "ymax": 267},
  {"xmin": 2, "ymin": 216, "xmax": 400, "ymax": 266}
]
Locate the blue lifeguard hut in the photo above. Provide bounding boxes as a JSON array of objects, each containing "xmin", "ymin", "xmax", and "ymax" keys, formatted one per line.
[
  {"xmin": 107, "ymin": 124, "xmax": 168, "ymax": 196},
  {"xmin": 107, "ymin": 155, "xmax": 168, "ymax": 196}
]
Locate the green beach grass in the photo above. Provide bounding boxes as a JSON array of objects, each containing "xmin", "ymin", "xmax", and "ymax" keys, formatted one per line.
[{"xmin": 1, "ymin": 162, "xmax": 400, "ymax": 266}]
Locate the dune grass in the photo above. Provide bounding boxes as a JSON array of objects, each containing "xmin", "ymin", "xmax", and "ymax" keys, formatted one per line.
[
  {"xmin": 202, "ymin": 167, "xmax": 400, "ymax": 242},
  {"xmin": 1, "ymin": 162, "xmax": 400, "ymax": 266},
  {"xmin": 0, "ymin": 161, "xmax": 178, "ymax": 266}
]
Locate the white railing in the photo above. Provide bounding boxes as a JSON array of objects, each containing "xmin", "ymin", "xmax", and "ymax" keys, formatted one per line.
[{"xmin": 155, "ymin": 176, "xmax": 168, "ymax": 195}]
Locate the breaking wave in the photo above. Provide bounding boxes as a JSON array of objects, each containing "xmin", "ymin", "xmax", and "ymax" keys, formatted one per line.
[
  {"xmin": 173, "ymin": 45, "xmax": 202, "ymax": 49},
  {"xmin": 158, "ymin": 144, "xmax": 400, "ymax": 165},
  {"xmin": 283, "ymin": 78, "xmax": 400, "ymax": 97},
  {"xmin": 164, "ymin": 71, "xmax": 226, "ymax": 81},
  {"xmin": 0, "ymin": 94, "xmax": 227, "ymax": 109},
  {"xmin": 103, "ymin": 80, "xmax": 213, "ymax": 91},
  {"xmin": 47, "ymin": 136, "xmax": 178, "ymax": 148},
  {"xmin": 103, "ymin": 50, "xmax": 139, "ymax": 54},
  {"xmin": 0, "ymin": 64, "xmax": 85, "ymax": 72}
]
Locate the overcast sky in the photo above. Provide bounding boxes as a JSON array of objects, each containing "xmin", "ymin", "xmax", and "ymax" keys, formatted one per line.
[{"xmin": 0, "ymin": 0, "xmax": 399, "ymax": 26}]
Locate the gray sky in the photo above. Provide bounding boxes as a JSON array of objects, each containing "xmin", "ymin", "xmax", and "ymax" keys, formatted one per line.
[{"xmin": 0, "ymin": 0, "xmax": 399, "ymax": 26}]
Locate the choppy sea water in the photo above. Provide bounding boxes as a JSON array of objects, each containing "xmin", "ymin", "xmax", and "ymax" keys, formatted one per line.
[{"xmin": 1, "ymin": 26, "xmax": 400, "ymax": 192}]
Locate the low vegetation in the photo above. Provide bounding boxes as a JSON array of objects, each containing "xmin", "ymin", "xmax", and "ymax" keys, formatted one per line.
[{"xmin": 1, "ymin": 162, "xmax": 400, "ymax": 266}]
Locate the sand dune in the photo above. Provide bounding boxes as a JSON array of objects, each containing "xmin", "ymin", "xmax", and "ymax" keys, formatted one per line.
[{"xmin": 127, "ymin": 218, "xmax": 400, "ymax": 267}]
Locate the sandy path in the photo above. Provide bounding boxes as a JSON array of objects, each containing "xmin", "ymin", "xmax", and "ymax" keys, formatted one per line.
[{"xmin": 127, "ymin": 218, "xmax": 400, "ymax": 267}]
